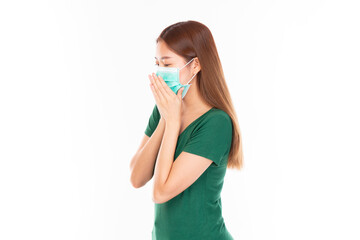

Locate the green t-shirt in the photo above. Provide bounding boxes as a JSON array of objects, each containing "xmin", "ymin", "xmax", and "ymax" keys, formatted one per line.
[{"xmin": 145, "ymin": 104, "xmax": 234, "ymax": 240}]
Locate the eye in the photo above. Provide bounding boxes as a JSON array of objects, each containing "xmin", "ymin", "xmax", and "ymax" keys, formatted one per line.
[{"xmin": 154, "ymin": 63, "xmax": 170, "ymax": 67}]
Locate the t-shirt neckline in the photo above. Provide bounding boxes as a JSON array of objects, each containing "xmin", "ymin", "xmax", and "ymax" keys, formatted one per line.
[{"xmin": 178, "ymin": 107, "xmax": 215, "ymax": 137}]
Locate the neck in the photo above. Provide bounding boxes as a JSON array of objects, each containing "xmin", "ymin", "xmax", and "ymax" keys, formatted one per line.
[{"xmin": 182, "ymin": 81, "xmax": 212, "ymax": 114}]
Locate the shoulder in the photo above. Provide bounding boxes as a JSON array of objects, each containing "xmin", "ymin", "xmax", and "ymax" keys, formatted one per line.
[
  {"xmin": 194, "ymin": 108, "xmax": 232, "ymax": 134},
  {"xmin": 152, "ymin": 104, "xmax": 160, "ymax": 118},
  {"xmin": 154, "ymin": 104, "xmax": 159, "ymax": 113},
  {"xmin": 205, "ymin": 108, "xmax": 232, "ymax": 126}
]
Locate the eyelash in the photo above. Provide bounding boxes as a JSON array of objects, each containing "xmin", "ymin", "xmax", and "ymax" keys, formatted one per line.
[{"xmin": 155, "ymin": 63, "xmax": 170, "ymax": 67}]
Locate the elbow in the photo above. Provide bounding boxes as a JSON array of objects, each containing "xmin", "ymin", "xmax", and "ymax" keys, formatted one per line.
[
  {"xmin": 130, "ymin": 173, "xmax": 144, "ymax": 189},
  {"xmin": 152, "ymin": 187, "xmax": 167, "ymax": 204},
  {"xmin": 152, "ymin": 193, "xmax": 163, "ymax": 204},
  {"xmin": 130, "ymin": 180, "xmax": 141, "ymax": 189}
]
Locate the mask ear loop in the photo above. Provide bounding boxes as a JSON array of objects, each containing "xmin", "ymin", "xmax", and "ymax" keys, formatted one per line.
[
  {"xmin": 179, "ymin": 57, "xmax": 195, "ymax": 70},
  {"xmin": 179, "ymin": 57, "xmax": 197, "ymax": 85},
  {"xmin": 186, "ymin": 72, "xmax": 198, "ymax": 85}
]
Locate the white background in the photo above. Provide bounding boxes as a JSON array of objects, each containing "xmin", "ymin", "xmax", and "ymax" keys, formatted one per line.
[{"xmin": 1, "ymin": 0, "xmax": 359, "ymax": 239}]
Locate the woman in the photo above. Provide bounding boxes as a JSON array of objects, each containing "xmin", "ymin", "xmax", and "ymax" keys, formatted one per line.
[{"xmin": 130, "ymin": 20, "xmax": 244, "ymax": 240}]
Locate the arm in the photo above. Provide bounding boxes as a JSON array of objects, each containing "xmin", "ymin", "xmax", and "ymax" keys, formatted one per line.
[
  {"xmin": 152, "ymin": 114, "xmax": 231, "ymax": 204},
  {"xmin": 152, "ymin": 120, "xmax": 180, "ymax": 199},
  {"xmin": 152, "ymin": 119, "xmax": 214, "ymax": 204},
  {"xmin": 130, "ymin": 117, "xmax": 166, "ymax": 188}
]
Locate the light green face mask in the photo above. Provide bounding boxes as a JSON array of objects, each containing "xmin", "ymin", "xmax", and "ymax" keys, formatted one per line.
[{"xmin": 155, "ymin": 57, "xmax": 197, "ymax": 99}]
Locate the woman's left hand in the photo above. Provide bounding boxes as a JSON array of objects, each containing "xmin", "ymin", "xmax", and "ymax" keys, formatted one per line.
[{"xmin": 148, "ymin": 73, "xmax": 184, "ymax": 124}]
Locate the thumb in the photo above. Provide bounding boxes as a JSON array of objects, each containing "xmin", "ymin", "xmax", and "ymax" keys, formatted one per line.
[{"xmin": 177, "ymin": 87, "xmax": 184, "ymax": 97}]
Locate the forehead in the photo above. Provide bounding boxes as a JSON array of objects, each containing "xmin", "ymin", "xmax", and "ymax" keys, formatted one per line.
[{"xmin": 155, "ymin": 41, "xmax": 180, "ymax": 61}]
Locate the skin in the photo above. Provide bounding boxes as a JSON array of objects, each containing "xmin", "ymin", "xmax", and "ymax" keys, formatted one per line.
[
  {"xmin": 153, "ymin": 40, "xmax": 213, "ymax": 117},
  {"xmin": 132, "ymin": 40, "xmax": 215, "ymax": 204}
]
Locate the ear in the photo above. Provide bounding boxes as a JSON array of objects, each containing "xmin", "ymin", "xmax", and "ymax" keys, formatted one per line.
[{"xmin": 193, "ymin": 57, "xmax": 201, "ymax": 72}]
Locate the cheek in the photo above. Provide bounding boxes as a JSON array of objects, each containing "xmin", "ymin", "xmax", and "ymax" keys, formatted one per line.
[{"xmin": 179, "ymin": 71, "xmax": 190, "ymax": 84}]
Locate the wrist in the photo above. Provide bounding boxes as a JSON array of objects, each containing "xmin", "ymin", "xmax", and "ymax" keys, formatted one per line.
[{"xmin": 166, "ymin": 119, "xmax": 180, "ymax": 128}]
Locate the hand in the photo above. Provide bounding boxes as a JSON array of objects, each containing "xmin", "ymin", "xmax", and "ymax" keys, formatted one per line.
[{"xmin": 148, "ymin": 72, "xmax": 183, "ymax": 124}]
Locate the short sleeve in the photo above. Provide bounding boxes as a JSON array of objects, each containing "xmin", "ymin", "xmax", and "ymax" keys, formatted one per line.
[
  {"xmin": 182, "ymin": 113, "xmax": 233, "ymax": 166},
  {"xmin": 144, "ymin": 104, "xmax": 160, "ymax": 137}
]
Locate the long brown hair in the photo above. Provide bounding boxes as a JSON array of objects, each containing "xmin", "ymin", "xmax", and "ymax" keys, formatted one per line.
[{"xmin": 156, "ymin": 20, "xmax": 244, "ymax": 170}]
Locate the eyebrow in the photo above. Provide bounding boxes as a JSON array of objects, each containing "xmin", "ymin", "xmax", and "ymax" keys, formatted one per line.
[{"xmin": 154, "ymin": 56, "xmax": 172, "ymax": 60}]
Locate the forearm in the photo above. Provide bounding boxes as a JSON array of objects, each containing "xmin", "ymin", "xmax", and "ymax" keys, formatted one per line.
[
  {"xmin": 130, "ymin": 117, "xmax": 166, "ymax": 187},
  {"xmin": 153, "ymin": 120, "xmax": 180, "ymax": 195}
]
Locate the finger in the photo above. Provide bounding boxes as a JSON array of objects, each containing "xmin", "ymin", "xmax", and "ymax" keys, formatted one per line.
[
  {"xmin": 177, "ymin": 87, "xmax": 184, "ymax": 99},
  {"xmin": 150, "ymin": 74, "xmax": 166, "ymax": 102},
  {"xmin": 156, "ymin": 75, "xmax": 173, "ymax": 96},
  {"xmin": 149, "ymin": 75, "xmax": 160, "ymax": 103},
  {"xmin": 152, "ymin": 73, "xmax": 168, "ymax": 99},
  {"xmin": 152, "ymin": 73, "xmax": 170, "ymax": 99}
]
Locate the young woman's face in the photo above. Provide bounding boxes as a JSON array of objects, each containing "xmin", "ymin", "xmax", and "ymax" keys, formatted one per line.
[{"xmin": 154, "ymin": 40, "xmax": 197, "ymax": 86}]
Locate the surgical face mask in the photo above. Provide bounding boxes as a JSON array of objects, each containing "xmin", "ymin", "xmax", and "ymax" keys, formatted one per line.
[{"xmin": 155, "ymin": 57, "xmax": 198, "ymax": 99}]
